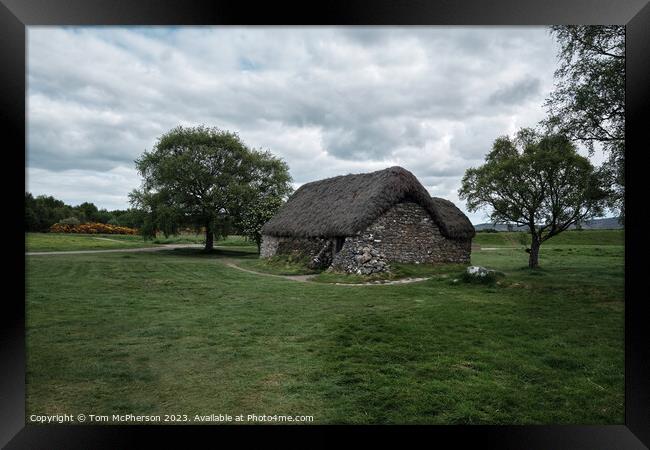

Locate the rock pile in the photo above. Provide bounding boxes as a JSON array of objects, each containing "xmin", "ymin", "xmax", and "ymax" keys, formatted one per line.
[{"xmin": 330, "ymin": 242, "xmax": 390, "ymax": 275}]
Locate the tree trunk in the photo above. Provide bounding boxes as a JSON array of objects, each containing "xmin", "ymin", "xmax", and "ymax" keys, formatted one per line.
[
  {"xmin": 528, "ymin": 234, "xmax": 541, "ymax": 269},
  {"xmin": 204, "ymin": 222, "xmax": 214, "ymax": 252}
]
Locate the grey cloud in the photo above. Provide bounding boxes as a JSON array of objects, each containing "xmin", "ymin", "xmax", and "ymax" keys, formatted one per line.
[
  {"xmin": 321, "ymin": 119, "xmax": 431, "ymax": 160},
  {"xmin": 27, "ymin": 26, "xmax": 559, "ymax": 220},
  {"xmin": 487, "ymin": 77, "xmax": 542, "ymax": 106}
]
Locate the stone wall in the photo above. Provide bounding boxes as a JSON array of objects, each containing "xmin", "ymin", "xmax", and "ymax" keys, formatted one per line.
[
  {"xmin": 261, "ymin": 201, "xmax": 472, "ymax": 274},
  {"xmin": 259, "ymin": 235, "xmax": 280, "ymax": 258},
  {"xmin": 330, "ymin": 201, "xmax": 471, "ymax": 273},
  {"xmin": 260, "ymin": 234, "xmax": 332, "ymax": 268}
]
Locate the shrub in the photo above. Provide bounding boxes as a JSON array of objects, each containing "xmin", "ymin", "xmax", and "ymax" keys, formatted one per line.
[
  {"xmin": 58, "ymin": 217, "xmax": 81, "ymax": 226},
  {"xmin": 261, "ymin": 254, "xmax": 321, "ymax": 274},
  {"xmin": 49, "ymin": 222, "xmax": 138, "ymax": 235}
]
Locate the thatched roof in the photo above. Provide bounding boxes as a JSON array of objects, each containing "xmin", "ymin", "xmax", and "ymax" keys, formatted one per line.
[{"xmin": 261, "ymin": 166, "xmax": 475, "ymax": 240}]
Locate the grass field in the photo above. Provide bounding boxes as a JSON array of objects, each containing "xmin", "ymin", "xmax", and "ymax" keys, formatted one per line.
[
  {"xmin": 25, "ymin": 230, "xmax": 624, "ymax": 424},
  {"xmin": 473, "ymin": 229, "xmax": 625, "ymax": 247},
  {"xmin": 26, "ymin": 233, "xmax": 157, "ymax": 252},
  {"xmin": 25, "ymin": 233, "xmax": 253, "ymax": 252}
]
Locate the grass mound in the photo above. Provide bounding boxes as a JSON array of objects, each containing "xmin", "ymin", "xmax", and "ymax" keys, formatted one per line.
[
  {"xmin": 313, "ymin": 262, "xmax": 468, "ymax": 284},
  {"xmin": 457, "ymin": 268, "xmax": 506, "ymax": 286},
  {"xmin": 238, "ymin": 255, "xmax": 320, "ymax": 276}
]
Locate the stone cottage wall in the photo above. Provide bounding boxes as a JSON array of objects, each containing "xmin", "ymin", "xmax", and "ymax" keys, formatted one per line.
[
  {"xmin": 330, "ymin": 201, "xmax": 471, "ymax": 273},
  {"xmin": 259, "ymin": 235, "xmax": 280, "ymax": 258},
  {"xmin": 260, "ymin": 234, "xmax": 332, "ymax": 268}
]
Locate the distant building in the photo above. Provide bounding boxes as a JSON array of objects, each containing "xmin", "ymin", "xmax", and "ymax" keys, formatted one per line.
[{"xmin": 260, "ymin": 166, "xmax": 475, "ymax": 274}]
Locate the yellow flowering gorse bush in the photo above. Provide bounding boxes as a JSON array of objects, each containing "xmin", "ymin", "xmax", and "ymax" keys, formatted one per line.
[{"xmin": 49, "ymin": 222, "xmax": 138, "ymax": 235}]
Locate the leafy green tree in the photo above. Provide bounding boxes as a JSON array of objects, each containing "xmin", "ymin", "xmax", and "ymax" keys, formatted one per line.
[
  {"xmin": 130, "ymin": 125, "xmax": 292, "ymax": 252},
  {"xmin": 239, "ymin": 196, "xmax": 285, "ymax": 254},
  {"xmin": 110, "ymin": 208, "xmax": 147, "ymax": 229},
  {"xmin": 25, "ymin": 193, "xmax": 74, "ymax": 231},
  {"xmin": 544, "ymin": 25, "xmax": 624, "ymax": 219},
  {"xmin": 459, "ymin": 129, "xmax": 609, "ymax": 268},
  {"xmin": 59, "ymin": 217, "xmax": 81, "ymax": 225},
  {"xmin": 237, "ymin": 150, "xmax": 292, "ymax": 253},
  {"xmin": 24, "ymin": 192, "xmax": 148, "ymax": 232},
  {"xmin": 94, "ymin": 209, "xmax": 113, "ymax": 224},
  {"xmin": 25, "ymin": 192, "xmax": 39, "ymax": 231},
  {"xmin": 71, "ymin": 202, "xmax": 112, "ymax": 223},
  {"xmin": 74, "ymin": 202, "xmax": 99, "ymax": 223}
]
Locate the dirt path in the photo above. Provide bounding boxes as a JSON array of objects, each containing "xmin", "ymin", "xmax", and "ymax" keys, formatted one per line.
[
  {"xmin": 223, "ymin": 260, "xmax": 432, "ymax": 286},
  {"xmin": 223, "ymin": 261, "xmax": 317, "ymax": 282}
]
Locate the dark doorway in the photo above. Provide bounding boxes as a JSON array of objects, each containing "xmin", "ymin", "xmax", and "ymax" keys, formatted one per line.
[{"xmin": 334, "ymin": 237, "xmax": 345, "ymax": 254}]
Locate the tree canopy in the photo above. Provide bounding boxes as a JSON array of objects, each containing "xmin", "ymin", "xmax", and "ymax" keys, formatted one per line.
[
  {"xmin": 24, "ymin": 193, "xmax": 138, "ymax": 232},
  {"xmin": 236, "ymin": 149, "xmax": 293, "ymax": 252},
  {"xmin": 544, "ymin": 25, "xmax": 624, "ymax": 219},
  {"xmin": 130, "ymin": 125, "xmax": 292, "ymax": 251},
  {"xmin": 459, "ymin": 129, "xmax": 609, "ymax": 268}
]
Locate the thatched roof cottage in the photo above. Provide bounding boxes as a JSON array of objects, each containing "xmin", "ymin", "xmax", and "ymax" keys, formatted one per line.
[{"xmin": 260, "ymin": 166, "xmax": 475, "ymax": 274}]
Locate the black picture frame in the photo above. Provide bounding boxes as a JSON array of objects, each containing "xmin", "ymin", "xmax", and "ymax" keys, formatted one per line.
[{"xmin": 3, "ymin": 0, "xmax": 648, "ymax": 447}]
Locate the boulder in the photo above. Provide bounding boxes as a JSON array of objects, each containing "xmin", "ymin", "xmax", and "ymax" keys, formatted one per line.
[
  {"xmin": 356, "ymin": 252, "xmax": 372, "ymax": 264},
  {"xmin": 466, "ymin": 266, "xmax": 495, "ymax": 277}
]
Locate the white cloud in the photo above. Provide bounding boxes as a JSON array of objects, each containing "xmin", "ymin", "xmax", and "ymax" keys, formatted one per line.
[
  {"xmin": 27, "ymin": 166, "xmax": 141, "ymax": 210},
  {"xmin": 27, "ymin": 26, "xmax": 565, "ymax": 223}
]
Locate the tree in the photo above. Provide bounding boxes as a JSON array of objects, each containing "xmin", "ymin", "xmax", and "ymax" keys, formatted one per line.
[
  {"xmin": 239, "ymin": 196, "xmax": 285, "ymax": 254},
  {"xmin": 74, "ymin": 202, "xmax": 99, "ymax": 223},
  {"xmin": 59, "ymin": 217, "xmax": 81, "ymax": 225},
  {"xmin": 94, "ymin": 209, "xmax": 113, "ymax": 224},
  {"xmin": 25, "ymin": 193, "xmax": 74, "ymax": 231},
  {"xmin": 237, "ymin": 150, "xmax": 293, "ymax": 253},
  {"xmin": 130, "ymin": 125, "xmax": 292, "ymax": 252},
  {"xmin": 24, "ymin": 192, "xmax": 149, "ymax": 232},
  {"xmin": 25, "ymin": 192, "xmax": 39, "ymax": 231},
  {"xmin": 459, "ymin": 129, "xmax": 609, "ymax": 268},
  {"xmin": 110, "ymin": 208, "xmax": 147, "ymax": 229},
  {"xmin": 544, "ymin": 25, "xmax": 624, "ymax": 220}
]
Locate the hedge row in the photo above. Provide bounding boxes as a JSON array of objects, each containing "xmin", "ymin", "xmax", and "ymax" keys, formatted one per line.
[{"xmin": 49, "ymin": 222, "xmax": 138, "ymax": 235}]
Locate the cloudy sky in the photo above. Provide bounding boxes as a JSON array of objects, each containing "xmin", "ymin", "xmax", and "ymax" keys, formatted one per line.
[{"xmin": 27, "ymin": 26, "xmax": 589, "ymax": 224}]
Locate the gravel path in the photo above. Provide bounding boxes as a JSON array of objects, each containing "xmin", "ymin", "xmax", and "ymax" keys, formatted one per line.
[
  {"xmin": 223, "ymin": 261, "xmax": 432, "ymax": 286},
  {"xmin": 333, "ymin": 276, "xmax": 432, "ymax": 286},
  {"xmin": 223, "ymin": 261, "xmax": 317, "ymax": 282}
]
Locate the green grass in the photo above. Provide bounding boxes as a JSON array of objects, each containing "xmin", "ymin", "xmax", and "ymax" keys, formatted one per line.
[
  {"xmin": 311, "ymin": 262, "xmax": 468, "ymax": 284},
  {"xmin": 26, "ymin": 233, "xmax": 156, "ymax": 252},
  {"xmin": 25, "ymin": 237, "xmax": 624, "ymax": 424},
  {"xmin": 473, "ymin": 229, "xmax": 624, "ymax": 247},
  {"xmin": 238, "ymin": 255, "xmax": 321, "ymax": 275},
  {"xmin": 26, "ymin": 233, "xmax": 254, "ymax": 252},
  {"xmin": 152, "ymin": 234, "xmax": 252, "ymax": 247},
  {"xmin": 149, "ymin": 234, "xmax": 205, "ymax": 244}
]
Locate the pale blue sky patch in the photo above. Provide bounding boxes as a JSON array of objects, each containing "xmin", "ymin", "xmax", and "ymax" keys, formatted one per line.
[{"xmin": 239, "ymin": 57, "xmax": 260, "ymax": 71}]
